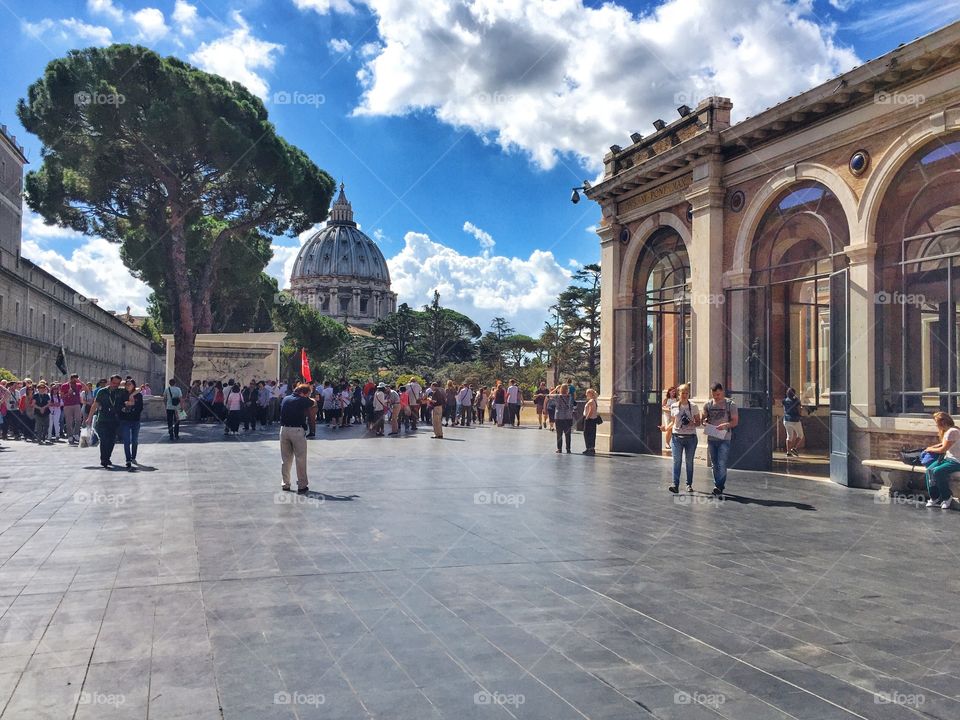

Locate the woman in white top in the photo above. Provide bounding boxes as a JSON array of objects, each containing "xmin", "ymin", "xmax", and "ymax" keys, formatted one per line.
[
  {"xmin": 659, "ymin": 386, "xmax": 678, "ymax": 452},
  {"xmin": 924, "ymin": 411, "xmax": 960, "ymax": 509},
  {"xmin": 667, "ymin": 383, "xmax": 700, "ymax": 494}
]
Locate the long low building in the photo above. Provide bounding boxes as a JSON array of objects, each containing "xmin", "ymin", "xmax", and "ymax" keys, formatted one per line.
[
  {"xmin": 0, "ymin": 124, "xmax": 163, "ymax": 386},
  {"xmin": 585, "ymin": 21, "xmax": 960, "ymax": 487}
]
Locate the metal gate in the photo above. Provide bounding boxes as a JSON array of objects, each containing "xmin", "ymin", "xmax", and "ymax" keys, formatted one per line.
[
  {"xmin": 725, "ymin": 285, "xmax": 773, "ymax": 471},
  {"xmin": 611, "ymin": 297, "xmax": 689, "ymax": 454},
  {"xmin": 829, "ymin": 267, "xmax": 851, "ymax": 485}
]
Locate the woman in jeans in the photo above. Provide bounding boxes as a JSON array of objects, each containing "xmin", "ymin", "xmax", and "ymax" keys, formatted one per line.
[
  {"xmin": 925, "ymin": 411, "xmax": 960, "ymax": 509},
  {"xmin": 553, "ymin": 385, "xmax": 574, "ymax": 454},
  {"xmin": 582, "ymin": 389, "xmax": 599, "ymax": 455},
  {"xmin": 119, "ymin": 379, "xmax": 143, "ymax": 469},
  {"xmin": 668, "ymin": 383, "xmax": 700, "ymax": 493}
]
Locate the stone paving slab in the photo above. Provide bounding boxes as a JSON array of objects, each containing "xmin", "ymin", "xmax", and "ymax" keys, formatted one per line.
[{"xmin": 0, "ymin": 421, "xmax": 959, "ymax": 719}]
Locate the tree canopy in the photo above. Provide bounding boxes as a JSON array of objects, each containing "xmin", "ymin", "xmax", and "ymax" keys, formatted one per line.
[{"xmin": 18, "ymin": 44, "xmax": 335, "ymax": 383}]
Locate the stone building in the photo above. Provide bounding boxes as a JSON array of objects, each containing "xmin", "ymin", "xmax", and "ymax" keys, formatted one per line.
[
  {"xmin": 289, "ymin": 183, "xmax": 397, "ymax": 328},
  {"xmin": 585, "ymin": 21, "xmax": 960, "ymax": 486},
  {"xmin": 0, "ymin": 124, "xmax": 162, "ymax": 385}
]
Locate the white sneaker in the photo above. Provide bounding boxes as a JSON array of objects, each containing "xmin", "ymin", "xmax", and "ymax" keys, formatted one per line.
[
  {"xmin": 926, "ymin": 499, "xmax": 937, "ymax": 507},
  {"xmin": 941, "ymin": 499, "xmax": 953, "ymax": 510}
]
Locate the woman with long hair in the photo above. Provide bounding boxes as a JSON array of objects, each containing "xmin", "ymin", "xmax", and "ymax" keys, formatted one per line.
[
  {"xmin": 119, "ymin": 379, "xmax": 143, "ymax": 468},
  {"xmin": 48, "ymin": 383, "xmax": 64, "ymax": 442},
  {"xmin": 475, "ymin": 386, "xmax": 488, "ymax": 425},
  {"xmin": 924, "ymin": 411, "xmax": 960, "ymax": 509},
  {"xmin": 444, "ymin": 380, "xmax": 457, "ymax": 427},
  {"xmin": 659, "ymin": 386, "xmax": 678, "ymax": 452},
  {"xmin": 534, "ymin": 381, "xmax": 549, "ymax": 429}
]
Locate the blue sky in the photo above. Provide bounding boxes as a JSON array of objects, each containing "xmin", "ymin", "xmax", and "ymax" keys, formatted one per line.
[{"xmin": 2, "ymin": 0, "xmax": 959, "ymax": 333}]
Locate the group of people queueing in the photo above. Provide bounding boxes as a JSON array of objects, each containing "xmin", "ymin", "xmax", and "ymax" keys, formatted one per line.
[{"xmin": 661, "ymin": 382, "xmax": 739, "ymax": 496}]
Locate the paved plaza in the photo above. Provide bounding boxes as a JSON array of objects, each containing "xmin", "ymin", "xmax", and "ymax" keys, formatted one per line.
[{"xmin": 0, "ymin": 421, "xmax": 959, "ymax": 719}]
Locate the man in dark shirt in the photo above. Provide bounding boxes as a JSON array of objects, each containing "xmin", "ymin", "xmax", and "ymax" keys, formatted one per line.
[
  {"xmin": 429, "ymin": 382, "xmax": 446, "ymax": 439},
  {"xmin": 279, "ymin": 384, "xmax": 316, "ymax": 493},
  {"xmin": 85, "ymin": 374, "xmax": 127, "ymax": 468}
]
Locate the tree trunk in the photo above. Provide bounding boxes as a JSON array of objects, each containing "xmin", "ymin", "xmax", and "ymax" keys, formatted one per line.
[{"xmin": 169, "ymin": 221, "xmax": 197, "ymax": 386}]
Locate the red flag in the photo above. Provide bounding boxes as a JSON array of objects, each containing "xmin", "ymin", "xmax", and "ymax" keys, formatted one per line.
[{"xmin": 300, "ymin": 348, "xmax": 312, "ymax": 383}]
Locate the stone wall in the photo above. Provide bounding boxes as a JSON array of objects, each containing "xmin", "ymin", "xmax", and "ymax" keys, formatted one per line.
[{"xmin": 0, "ymin": 124, "xmax": 163, "ymax": 386}]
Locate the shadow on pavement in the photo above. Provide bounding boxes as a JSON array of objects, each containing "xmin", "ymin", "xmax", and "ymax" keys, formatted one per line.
[{"xmin": 719, "ymin": 492, "xmax": 817, "ymax": 511}]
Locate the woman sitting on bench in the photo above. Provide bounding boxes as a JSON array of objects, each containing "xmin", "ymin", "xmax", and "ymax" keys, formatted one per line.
[{"xmin": 924, "ymin": 411, "xmax": 960, "ymax": 509}]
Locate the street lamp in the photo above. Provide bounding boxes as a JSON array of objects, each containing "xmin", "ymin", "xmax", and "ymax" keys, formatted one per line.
[{"xmin": 569, "ymin": 180, "xmax": 591, "ymax": 204}]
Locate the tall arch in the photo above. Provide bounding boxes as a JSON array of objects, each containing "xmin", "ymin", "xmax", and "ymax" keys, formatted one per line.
[
  {"xmin": 618, "ymin": 211, "xmax": 691, "ymax": 299},
  {"xmin": 860, "ymin": 105, "xmax": 960, "ymax": 243},
  {"xmin": 730, "ymin": 163, "xmax": 860, "ymax": 278}
]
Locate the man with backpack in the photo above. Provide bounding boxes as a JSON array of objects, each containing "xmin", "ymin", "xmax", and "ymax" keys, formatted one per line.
[{"xmin": 162, "ymin": 379, "xmax": 183, "ymax": 441}]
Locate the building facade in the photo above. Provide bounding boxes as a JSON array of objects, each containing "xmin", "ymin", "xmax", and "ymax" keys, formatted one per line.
[
  {"xmin": 586, "ymin": 22, "xmax": 960, "ymax": 487},
  {"xmin": 289, "ymin": 183, "xmax": 397, "ymax": 328},
  {"xmin": 0, "ymin": 125, "xmax": 163, "ymax": 385}
]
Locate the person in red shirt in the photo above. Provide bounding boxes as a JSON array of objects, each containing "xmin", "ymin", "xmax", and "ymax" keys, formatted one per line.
[{"xmin": 61, "ymin": 374, "xmax": 85, "ymax": 444}]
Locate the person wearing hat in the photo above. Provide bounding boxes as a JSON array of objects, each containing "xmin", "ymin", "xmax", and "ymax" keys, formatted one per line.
[
  {"xmin": 429, "ymin": 381, "xmax": 446, "ymax": 439},
  {"xmin": 372, "ymin": 382, "xmax": 388, "ymax": 436},
  {"xmin": 33, "ymin": 381, "xmax": 52, "ymax": 444}
]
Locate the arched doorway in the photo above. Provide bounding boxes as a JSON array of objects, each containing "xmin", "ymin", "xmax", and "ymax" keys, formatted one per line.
[
  {"xmin": 727, "ymin": 181, "xmax": 850, "ymax": 476},
  {"xmin": 613, "ymin": 227, "xmax": 690, "ymax": 453},
  {"xmin": 875, "ymin": 134, "xmax": 960, "ymax": 415}
]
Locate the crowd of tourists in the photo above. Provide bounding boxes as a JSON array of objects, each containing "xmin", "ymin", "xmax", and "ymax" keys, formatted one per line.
[
  {"xmin": 0, "ymin": 374, "xmax": 148, "ymax": 469},
  {"xmin": 5, "ymin": 367, "xmax": 958, "ymax": 507}
]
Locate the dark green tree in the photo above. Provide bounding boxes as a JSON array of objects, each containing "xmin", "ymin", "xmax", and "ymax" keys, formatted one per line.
[
  {"xmin": 503, "ymin": 334, "xmax": 538, "ymax": 367},
  {"xmin": 273, "ymin": 294, "xmax": 350, "ymax": 383},
  {"xmin": 370, "ymin": 303, "xmax": 421, "ymax": 366},
  {"xmin": 556, "ymin": 263, "xmax": 601, "ymax": 381},
  {"xmin": 420, "ymin": 291, "xmax": 481, "ymax": 365},
  {"xmin": 18, "ymin": 44, "xmax": 335, "ymax": 384}
]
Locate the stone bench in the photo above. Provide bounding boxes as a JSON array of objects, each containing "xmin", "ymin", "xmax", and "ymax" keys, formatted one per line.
[{"xmin": 862, "ymin": 458, "xmax": 960, "ymax": 498}]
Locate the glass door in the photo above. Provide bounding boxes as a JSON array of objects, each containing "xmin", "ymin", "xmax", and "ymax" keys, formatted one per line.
[{"xmin": 829, "ymin": 268, "xmax": 851, "ymax": 485}]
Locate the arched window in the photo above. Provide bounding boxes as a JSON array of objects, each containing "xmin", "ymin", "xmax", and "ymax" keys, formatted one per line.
[
  {"xmin": 751, "ymin": 181, "xmax": 849, "ymax": 285},
  {"xmin": 633, "ymin": 228, "xmax": 691, "ymax": 393},
  {"xmin": 876, "ymin": 135, "xmax": 960, "ymax": 414}
]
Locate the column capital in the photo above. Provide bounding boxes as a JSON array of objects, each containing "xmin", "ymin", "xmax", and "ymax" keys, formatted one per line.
[
  {"xmin": 723, "ymin": 270, "xmax": 752, "ymax": 289},
  {"xmin": 685, "ymin": 177, "xmax": 725, "ymax": 213},
  {"xmin": 597, "ymin": 222, "xmax": 617, "ymax": 246},
  {"xmin": 844, "ymin": 243, "xmax": 876, "ymax": 264}
]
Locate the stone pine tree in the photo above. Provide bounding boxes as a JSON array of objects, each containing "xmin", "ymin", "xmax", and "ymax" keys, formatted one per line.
[
  {"xmin": 557, "ymin": 263, "xmax": 601, "ymax": 381},
  {"xmin": 17, "ymin": 44, "xmax": 335, "ymax": 384}
]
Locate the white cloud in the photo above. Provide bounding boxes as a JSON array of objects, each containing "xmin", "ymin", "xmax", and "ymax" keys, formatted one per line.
[
  {"xmin": 844, "ymin": 0, "xmax": 960, "ymax": 35},
  {"xmin": 21, "ymin": 213, "xmax": 151, "ymax": 315},
  {"xmin": 567, "ymin": 258, "xmax": 581, "ymax": 269},
  {"xmin": 328, "ymin": 37, "xmax": 352, "ymax": 54},
  {"xmin": 172, "ymin": 0, "xmax": 199, "ymax": 37},
  {"xmin": 87, "ymin": 0, "xmax": 124, "ymax": 24},
  {"xmin": 386, "ymin": 231, "xmax": 569, "ymax": 334},
  {"xmin": 132, "ymin": 7, "xmax": 169, "ymax": 42},
  {"xmin": 359, "ymin": 42, "xmax": 381, "ymax": 58},
  {"xmin": 462, "ymin": 221, "xmax": 495, "ymax": 255},
  {"xmin": 189, "ymin": 13, "xmax": 283, "ymax": 99},
  {"xmin": 294, "ymin": 0, "xmax": 358, "ymax": 15},
  {"xmin": 343, "ymin": 0, "xmax": 860, "ymax": 171},
  {"xmin": 23, "ymin": 17, "xmax": 113, "ymax": 46}
]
